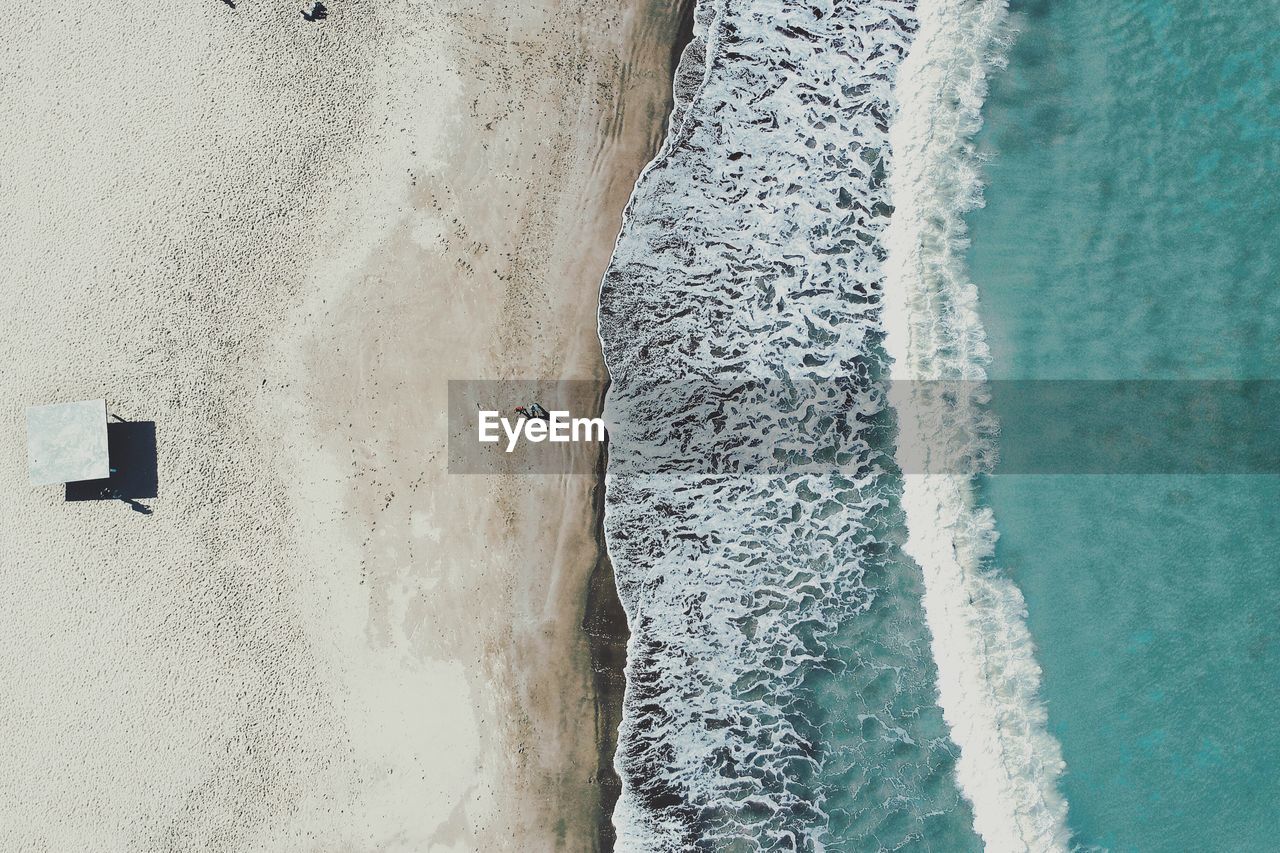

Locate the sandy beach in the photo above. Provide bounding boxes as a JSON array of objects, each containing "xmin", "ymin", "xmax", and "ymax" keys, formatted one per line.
[{"xmin": 0, "ymin": 0, "xmax": 685, "ymax": 849}]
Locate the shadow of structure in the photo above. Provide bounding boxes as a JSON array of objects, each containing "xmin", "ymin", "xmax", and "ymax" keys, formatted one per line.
[{"xmin": 66, "ymin": 421, "xmax": 157, "ymax": 513}]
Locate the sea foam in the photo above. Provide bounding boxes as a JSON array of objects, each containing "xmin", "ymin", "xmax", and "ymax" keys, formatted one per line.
[
  {"xmin": 600, "ymin": 0, "xmax": 1067, "ymax": 849},
  {"xmin": 882, "ymin": 1, "xmax": 1072, "ymax": 850},
  {"xmin": 599, "ymin": 0, "xmax": 917, "ymax": 848}
]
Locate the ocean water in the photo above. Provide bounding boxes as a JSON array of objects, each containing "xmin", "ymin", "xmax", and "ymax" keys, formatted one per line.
[
  {"xmin": 968, "ymin": 1, "xmax": 1280, "ymax": 851},
  {"xmin": 597, "ymin": 0, "xmax": 1054, "ymax": 849},
  {"xmin": 598, "ymin": 1, "xmax": 984, "ymax": 849}
]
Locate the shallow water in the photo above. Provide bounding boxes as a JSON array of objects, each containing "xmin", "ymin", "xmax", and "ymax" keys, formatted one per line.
[
  {"xmin": 598, "ymin": 0, "xmax": 987, "ymax": 848},
  {"xmin": 970, "ymin": 1, "xmax": 1280, "ymax": 849}
]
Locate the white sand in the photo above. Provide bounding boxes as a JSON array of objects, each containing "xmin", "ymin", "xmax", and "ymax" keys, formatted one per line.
[{"xmin": 0, "ymin": 0, "xmax": 682, "ymax": 848}]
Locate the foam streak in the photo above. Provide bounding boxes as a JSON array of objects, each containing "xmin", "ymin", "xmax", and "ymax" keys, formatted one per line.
[{"xmin": 882, "ymin": 2, "xmax": 1072, "ymax": 850}]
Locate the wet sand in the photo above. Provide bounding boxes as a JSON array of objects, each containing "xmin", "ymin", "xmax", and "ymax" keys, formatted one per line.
[{"xmin": 0, "ymin": 0, "xmax": 683, "ymax": 849}]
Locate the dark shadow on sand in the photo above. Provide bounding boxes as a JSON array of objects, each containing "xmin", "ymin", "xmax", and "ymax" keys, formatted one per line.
[{"xmin": 66, "ymin": 421, "xmax": 157, "ymax": 513}]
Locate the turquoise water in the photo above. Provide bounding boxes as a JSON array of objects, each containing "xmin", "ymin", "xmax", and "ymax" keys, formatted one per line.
[
  {"xmin": 813, "ymin": 514, "xmax": 982, "ymax": 851},
  {"xmin": 969, "ymin": 1, "xmax": 1280, "ymax": 850}
]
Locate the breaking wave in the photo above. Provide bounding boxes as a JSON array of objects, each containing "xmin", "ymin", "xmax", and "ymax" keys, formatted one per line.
[
  {"xmin": 598, "ymin": 0, "xmax": 1068, "ymax": 849},
  {"xmin": 882, "ymin": 1, "xmax": 1071, "ymax": 851}
]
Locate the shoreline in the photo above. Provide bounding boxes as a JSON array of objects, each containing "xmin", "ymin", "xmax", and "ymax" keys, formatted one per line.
[
  {"xmin": 278, "ymin": 1, "xmax": 695, "ymax": 849},
  {"xmin": 583, "ymin": 407, "xmax": 628, "ymax": 850},
  {"xmin": 282, "ymin": 0, "xmax": 692, "ymax": 845},
  {"xmin": 0, "ymin": 0, "xmax": 688, "ymax": 849},
  {"xmin": 586, "ymin": 2, "xmax": 698, "ymax": 846}
]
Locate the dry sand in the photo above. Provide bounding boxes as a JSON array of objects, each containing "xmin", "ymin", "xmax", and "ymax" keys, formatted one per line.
[{"xmin": 0, "ymin": 0, "xmax": 685, "ymax": 849}]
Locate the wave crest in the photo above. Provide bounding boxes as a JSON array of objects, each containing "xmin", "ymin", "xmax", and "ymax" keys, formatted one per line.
[{"xmin": 882, "ymin": 1, "xmax": 1072, "ymax": 850}]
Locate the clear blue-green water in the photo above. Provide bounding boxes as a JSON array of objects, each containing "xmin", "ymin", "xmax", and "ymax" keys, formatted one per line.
[{"xmin": 969, "ymin": 1, "xmax": 1280, "ymax": 850}]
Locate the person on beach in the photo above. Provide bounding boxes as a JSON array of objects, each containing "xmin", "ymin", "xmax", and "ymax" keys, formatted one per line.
[{"xmin": 512, "ymin": 404, "xmax": 549, "ymax": 421}]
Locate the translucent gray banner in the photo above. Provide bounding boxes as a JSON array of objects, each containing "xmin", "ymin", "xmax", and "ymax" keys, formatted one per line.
[{"xmin": 447, "ymin": 379, "xmax": 1280, "ymax": 475}]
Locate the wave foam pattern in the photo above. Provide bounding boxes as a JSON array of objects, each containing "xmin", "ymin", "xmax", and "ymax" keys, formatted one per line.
[
  {"xmin": 882, "ymin": 1, "xmax": 1072, "ymax": 851},
  {"xmin": 596, "ymin": 1, "xmax": 968, "ymax": 849}
]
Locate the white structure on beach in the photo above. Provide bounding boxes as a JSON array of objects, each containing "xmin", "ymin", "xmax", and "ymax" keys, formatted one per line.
[{"xmin": 25, "ymin": 399, "xmax": 110, "ymax": 485}]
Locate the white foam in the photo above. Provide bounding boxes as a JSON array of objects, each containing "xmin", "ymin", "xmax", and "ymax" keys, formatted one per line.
[
  {"xmin": 882, "ymin": 2, "xmax": 1072, "ymax": 850},
  {"xmin": 599, "ymin": 0, "xmax": 922, "ymax": 847}
]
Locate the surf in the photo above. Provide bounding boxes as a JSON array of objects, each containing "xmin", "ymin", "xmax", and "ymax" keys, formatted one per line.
[
  {"xmin": 594, "ymin": 0, "xmax": 998, "ymax": 846},
  {"xmin": 596, "ymin": 0, "xmax": 1069, "ymax": 847},
  {"xmin": 881, "ymin": 1, "xmax": 1072, "ymax": 850}
]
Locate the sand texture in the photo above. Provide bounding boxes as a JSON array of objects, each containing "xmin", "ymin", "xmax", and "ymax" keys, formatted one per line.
[{"xmin": 0, "ymin": 0, "xmax": 683, "ymax": 849}]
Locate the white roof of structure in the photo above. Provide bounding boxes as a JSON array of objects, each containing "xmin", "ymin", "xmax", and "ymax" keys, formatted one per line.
[{"xmin": 26, "ymin": 399, "xmax": 110, "ymax": 485}]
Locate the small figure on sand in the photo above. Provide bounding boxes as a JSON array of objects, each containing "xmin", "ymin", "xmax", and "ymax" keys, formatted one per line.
[
  {"xmin": 513, "ymin": 403, "xmax": 549, "ymax": 421},
  {"xmin": 301, "ymin": 2, "xmax": 327, "ymax": 20}
]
